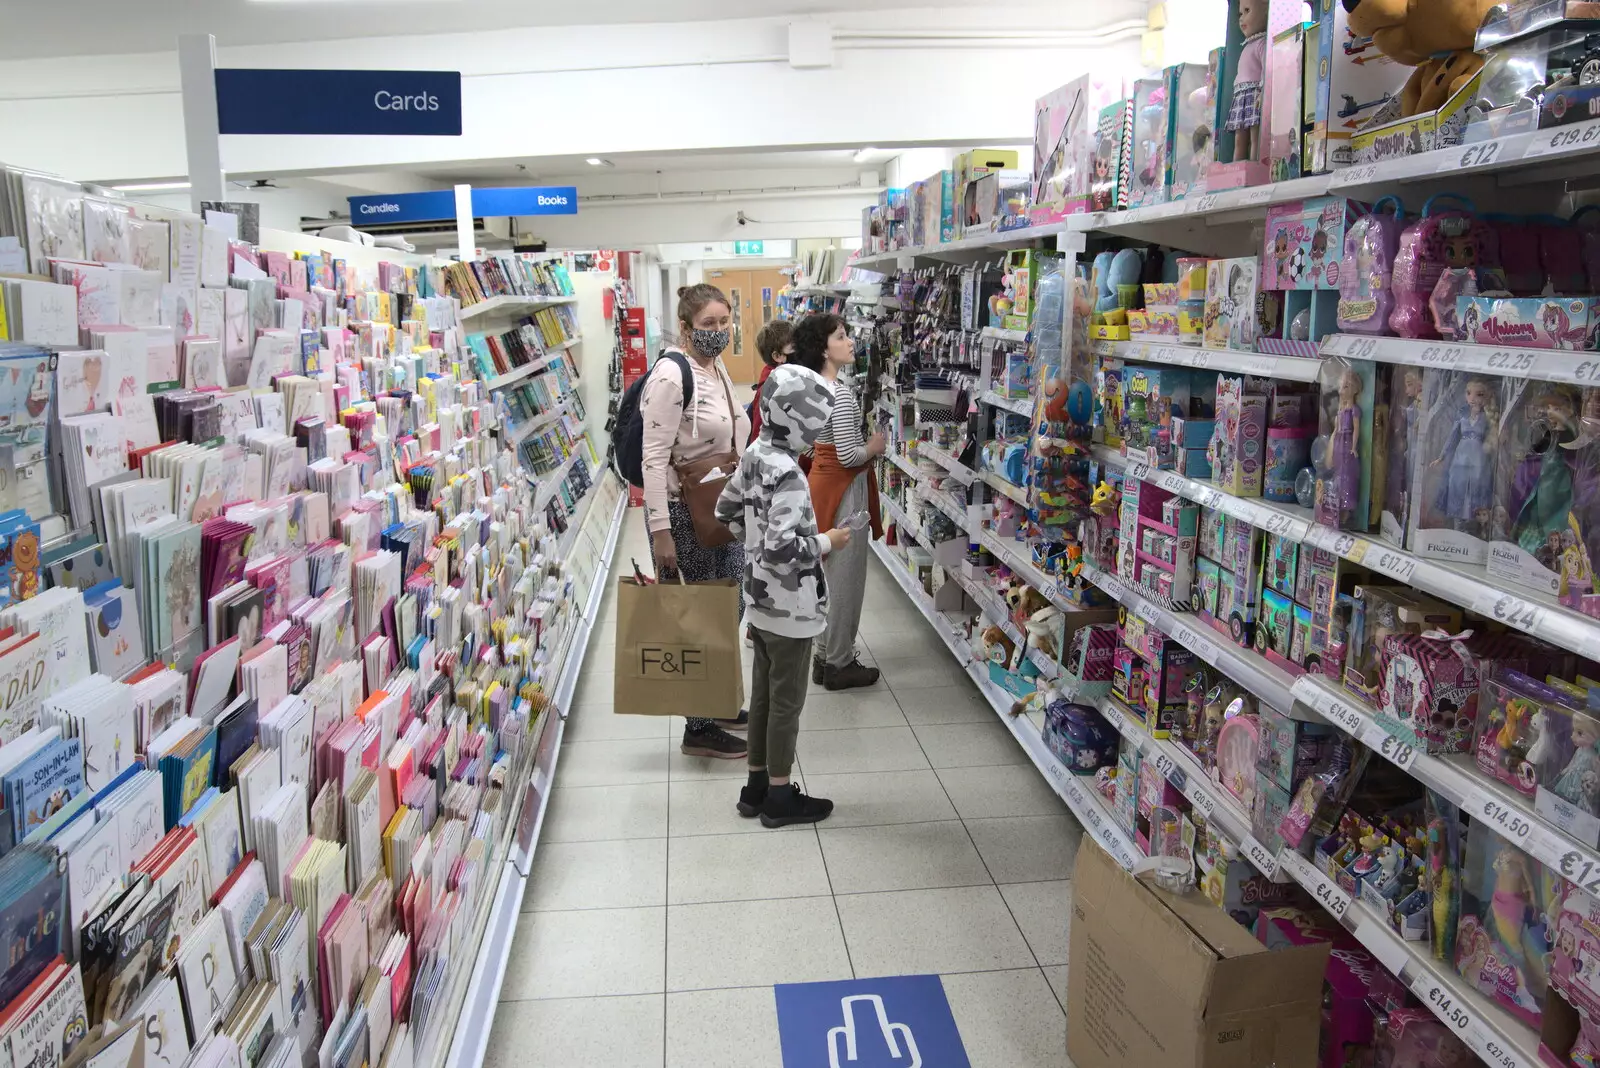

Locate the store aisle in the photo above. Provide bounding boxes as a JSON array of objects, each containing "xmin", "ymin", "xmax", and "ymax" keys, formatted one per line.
[{"xmin": 482, "ymin": 510, "xmax": 1081, "ymax": 1067}]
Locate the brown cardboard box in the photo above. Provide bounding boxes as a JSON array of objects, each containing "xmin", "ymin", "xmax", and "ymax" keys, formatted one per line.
[{"xmin": 1067, "ymin": 844, "xmax": 1330, "ymax": 1068}]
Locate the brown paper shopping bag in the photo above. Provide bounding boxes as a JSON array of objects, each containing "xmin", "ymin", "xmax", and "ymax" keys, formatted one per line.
[{"xmin": 614, "ymin": 576, "xmax": 744, "ymax": 717}]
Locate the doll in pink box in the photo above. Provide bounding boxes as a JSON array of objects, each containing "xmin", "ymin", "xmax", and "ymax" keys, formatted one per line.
[{"xmin": 1227, "ymin": 0, "xmax": 1268, "ymax": 164}]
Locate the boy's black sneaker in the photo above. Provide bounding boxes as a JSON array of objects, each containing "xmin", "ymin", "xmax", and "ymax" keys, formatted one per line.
[
  {"xmin": 714, "ymin": 709, "xmax": 749, "ymax": 731},
  {"xmin": 737, "ymin": 782, "xmax": 766, "ymax": 817},
  {"xmin": 760, "ymin": 784, "xmax": 834, "ymax": 827},
  {"xmin": 812, "ymin": 657, "xmax": 825, "ymax": 685},
  {"xmin": 681, "ymin": 725, "xmax": 747, "ymax": 759},
  {"xmin": 823, "ymin": 659, "xmax": 880, "ymax": 691}
]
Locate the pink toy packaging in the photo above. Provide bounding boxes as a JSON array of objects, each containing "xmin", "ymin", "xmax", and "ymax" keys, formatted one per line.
[
  {"xmin": 1377, "ymin": 631, "xmax": 1484, "ymax": 753},
  {"xmin": 1458, "ymin": 294, "xmax": 1600, "ymax": 350},
  {"xmin": 1388, "ymin": 195, "xmax": 1500, "ymax": 340},
  {"xmin": 1489, "ymin": 215, "xmax": 1543, "ymax": 296},
  {"xmin": 1262, "ymin": 196, "xmax": 1357, "ymax": 290},
  {"xmin": 1371, "ymin": 1008, "xmax": 1474, "ymax": 1067},
  {"xmin": 1552, "ymin": 881, "xmax": 1600, "ymax": 1027},
  {"xmin": 1540, "ymin": 216, "xmax": 1587, "ymax": 295},
  {"xmin": 1454, "ymin": 833, "xmax": 1556, "ymax": 1028},
  {"xmin": 1030, "ymin": 74, "xmax": 1126, "ymax": 224},
  {"xmin": 1336, "ymin": 196, "xmax": 1405, "ymax": 335},
  {"xmin": 1127, "ymin": 76, "xmax": 1172, "ymax": 210},
  {"xmin": 1320, "ymin": 944, "xmax": 1390, "ymax": 1068}
]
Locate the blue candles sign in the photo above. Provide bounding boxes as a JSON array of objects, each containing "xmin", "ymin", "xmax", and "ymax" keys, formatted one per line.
[
  {"xmin": 214, "ymin": 69, "xmax": 463, "ymax": 136},
  {"xmin": 347, "ymin": 187, "xmax": 579, "ymax": 222}
]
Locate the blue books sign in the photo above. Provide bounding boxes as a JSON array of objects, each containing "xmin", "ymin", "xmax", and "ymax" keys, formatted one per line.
[
  {"xmin": 348, "ymin": 187, "xmax": 579, "ymax": 223},
  {"xmin": 214, "ymin": 69, "xmax": 463, "ymax": 136}
]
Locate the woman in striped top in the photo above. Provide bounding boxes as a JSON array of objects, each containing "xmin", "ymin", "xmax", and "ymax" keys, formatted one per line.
[{"xmin": 792, "ymin": 313, "xmax": 884, "ymax": 690}]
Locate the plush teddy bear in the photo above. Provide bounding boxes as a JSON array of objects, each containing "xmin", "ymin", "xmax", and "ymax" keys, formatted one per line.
[
  {"xmin": 980, "ymin": 624, "xmax": 1016, "ymax": 667},
  {"xmin": 1343, "ymin": 0, "xmax": 1496, "ymax": 117}
]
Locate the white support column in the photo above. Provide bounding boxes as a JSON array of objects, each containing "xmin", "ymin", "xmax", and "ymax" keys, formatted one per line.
[
  {"xmin": 454, "ymin": 184, "xmax": 475, "ymax": 262},
  {"xmin": 177, "ymin": 34, "xmax": 226, "ymax": 214}
]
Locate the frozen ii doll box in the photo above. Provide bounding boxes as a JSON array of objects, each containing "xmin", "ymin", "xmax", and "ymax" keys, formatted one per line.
[
  {"xmin": 1490, "ymin": 380, "xmax": 1598, "ymax": 606},
  {"xmin": 1409, "ymin": 371, "xmax": 1503, "ymax": 566}
]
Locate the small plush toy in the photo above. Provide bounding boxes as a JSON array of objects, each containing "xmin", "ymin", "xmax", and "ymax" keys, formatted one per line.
[
  {"xmin": 1025, "ymin": 604, "xmax": 1063, "ymax": 660},
  {"xmin": 1343, "ymin": 0, "xmax": 1497, "ymax": 117},
  {"xmin": 980, "ymin": 624, "xmax": 1016, "ymax": 667}
]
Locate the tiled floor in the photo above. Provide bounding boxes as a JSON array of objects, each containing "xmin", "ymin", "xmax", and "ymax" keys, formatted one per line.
[{"xmin": 484, "ymin": 512, "xmax": 1081, "ymax": 1068}]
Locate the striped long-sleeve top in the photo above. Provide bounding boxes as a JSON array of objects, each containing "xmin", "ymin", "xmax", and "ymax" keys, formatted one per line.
[{"xmin": 817, "ymin": 374, "xmax": 868, "ymax": 467}]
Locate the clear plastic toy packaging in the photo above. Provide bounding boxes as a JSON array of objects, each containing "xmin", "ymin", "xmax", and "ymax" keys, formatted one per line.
[
  {"xmin": 1409, "ymin": 371, "xmax": 1502, "ymax": 566},
  {"xmin": 1490, "ymin": 380, "xmax": 1597, "ymax": 607},
  {"xmin": 1311, "ymin": 358, "xmax": 1381, "ymax": 532},
  {"xmin": 1336, "ymin": 196, "xmax": 1405, "ymax": 336},
  {"xmin": 1453, "ymin": 835, "xmax": 1555, "ymax": 1028}
]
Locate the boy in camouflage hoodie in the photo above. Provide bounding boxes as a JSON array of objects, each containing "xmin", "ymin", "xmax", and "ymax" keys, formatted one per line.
[{"xmin": 716, "ymin": 364, "xmax": 850, "ymax": 827}]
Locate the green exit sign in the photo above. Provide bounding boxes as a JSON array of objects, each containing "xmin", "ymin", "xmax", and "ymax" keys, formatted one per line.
[{"xmin": 734, "ymin": 240, "xmax": 765, "ymax": 255}]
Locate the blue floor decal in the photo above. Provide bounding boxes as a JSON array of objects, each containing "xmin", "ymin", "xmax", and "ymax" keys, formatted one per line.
[{"xmin": 774, "ymin": 974, "xmax": 971, "ymax": 1068}]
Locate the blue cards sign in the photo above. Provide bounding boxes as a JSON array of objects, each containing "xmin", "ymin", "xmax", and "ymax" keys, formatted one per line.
[
  {"xmin": 347, "ymin": 187, "xmax": 578, "ymax": 223},
  {"xmin": 775, "ymin": 975, "xmax": 971, "ymax": 1068},
  {"xmin": 214, "ymin": 69, "xmax": 462, "ymax": 136}
]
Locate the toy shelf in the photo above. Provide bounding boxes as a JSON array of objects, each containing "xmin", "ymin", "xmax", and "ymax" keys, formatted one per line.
[
  {"xmin": 870, "ymin": 538, "xmax": 1143, "ymax": 871},
  {"xmin": 1273, "ymin": 850, "xmax": 1542, "ymax": 1068},
  {"xmin": 851, "ymin": 219, "xmax": 1078, "ymax": 272},
  {"xmin": 1292, "ymin": 673, "xmax": 1600, "ymax": 905},
  {"xmin": 1093, "ymin": 338, "xmax": 1323, "ymax": 384},
  {"xmin": 979, "ymin": 390, "xmax": 1034, "ymax": 418},
  {"xmin": 980, "ymin": 326, "xmax": 1030, "ymax": 343},
  {"xmin": 918, "ymin": 442, "xmax": 976, "ymax": 484},
  {"xmin": 979, "ymin": 470, "xmax": 1029, "ymax": 507},
  {"xmin": 1101, "ymin": 448, "xmax": 1600, "ymax": 663},
  {"xmin": 1077, "ymin": 559, "xmax": 1303, "ymax": 718},
  {"xmin": 1096, "ymin": 695, "xmax": 1290, "ymax": 884},
  {"xmin": 914, "ymin": 481, "xmax": 970, "ymax": 531},
  {"xmin": 1321, "ymin": 332, "xmax": 1600, "ymax": 388}
]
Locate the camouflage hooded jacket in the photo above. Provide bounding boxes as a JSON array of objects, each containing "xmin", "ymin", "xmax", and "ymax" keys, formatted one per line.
[{"xmin": 714, "ymin": 364, "xmax": 835, "ymax": 639}]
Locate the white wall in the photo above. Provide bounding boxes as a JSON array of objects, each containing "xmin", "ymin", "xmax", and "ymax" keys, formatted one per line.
[
  {"xmin": 0, "ymin": 9, "xmax": 1143, "ymax": 185},
  {"xmin": 119, "ymin": 182, "xmax": 354, "ymax": 235},
  {"xmin": 513, "ymin": 192, "xmax": 874, "ymax": 247}
]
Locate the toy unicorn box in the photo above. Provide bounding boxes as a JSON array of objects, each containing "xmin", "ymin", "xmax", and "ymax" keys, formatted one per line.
[{"xmin": 1458, "ymin": 295, "xmax": 1600, "ymax": 350}]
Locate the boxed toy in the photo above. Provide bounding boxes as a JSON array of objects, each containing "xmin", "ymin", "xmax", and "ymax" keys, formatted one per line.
[
  {"xmin": 1210, "ymin": 374, "xmax": 1269, "ymax": 496},
  {"xmin": 1342, "ymin": 584, "xmax": 1462, "ymax": 703},
  {"xmin": 1350, "ymin": 61, "xmax": 1485, "ymax": 165},
  {"xmin": 1312, "ymin": 357, "xmax": 1381, "ymax": 532},
  {"xmin": 1454, "ymin": 833, "xmax": 1556, "ymax": 1028},
  {"xmin": 1473, "ymin": 669, "xmax": 1600, "ymax": 845},
  {"xmin": 1459, "ymin": 294, "xmax": 1600, "ymax": 349},
  {"xmin": 1167, "ymin": 62, "xmax": 1213, "ymax": 201},
  {"xmin": 939, "ymin": 170, "xmax": 956, "ymax": 243},
  {"xmin": 1265, "ymin": 22, "xmax": 1307, "ymax": 183},
  {"xmin": 907, "ymin": 178, "xmax": 929, "ymax": 248},
  {"xmin": 1091, "ymin": 99, "xmax": 1135, "ymax": 212},
  {"xmin": 1410, "ymin": 370, "xmax": 1502, "ymax": 565},
  {"xmin": 1067, "ymin": 845, "xmax": 1330, "ymax": 1068},
  {"xmin": 1490, "ymin": 380, "xmax": 1596, "ymax": 602},
  {"xmin": 1126, "ymin": 76, "xmax": 1173, "ymax": 210},
  {"xmin": 1308, "ymin": 0, "xmax": 1409, "ymax": 171},
  {"xmin": 954, "ymin": 148, "xmax": 1021, "ymax": 239},
  {"xmin": 1378, "ymin": 630, "xmax": 1529, "ymax": 753},
  {"xmin": 1119, "ymin": 364, "xmax": 1193, "ymax": 468},
  {"xmin": 1031, "ymin": 74, "xmax": 1126, "ymax": 224},
  {"xmin": 1378, "ymin": 366, "xmax": 1422, "ymax": 547},
  {"xmin": 1204, "ymin": 256, "xmax": 1263, "ymax": 350},
  {"xmin": 1262, "ymin": 197, "xmax": 1360, "ymax": 291},
  {"xmin": 1257, "ymin": 703, "xmax": 1336, "ymax": 794}
]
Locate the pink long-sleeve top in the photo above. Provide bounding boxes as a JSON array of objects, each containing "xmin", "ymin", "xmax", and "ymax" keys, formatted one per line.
[{"xmin": 640, "ymin": 348, "xmax": 751, "ymax": 534}]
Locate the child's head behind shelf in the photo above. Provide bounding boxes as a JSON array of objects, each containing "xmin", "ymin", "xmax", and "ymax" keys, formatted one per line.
[{"xmin": 757, "ymin": 320, "xmax": 793, "ymax": 369}]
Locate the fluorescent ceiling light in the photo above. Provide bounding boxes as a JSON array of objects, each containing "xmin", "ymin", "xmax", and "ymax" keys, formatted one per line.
[
  {"xmin": 852, "ymin": 148, "xmax": 877, "ymax": 163},
  {"xmin": 585, "ymin": 158, "xmax": 613, "ymax": 167},
  {"xmin": 108, "ymin": 180, "xmax": 191, "ymax": 192}
]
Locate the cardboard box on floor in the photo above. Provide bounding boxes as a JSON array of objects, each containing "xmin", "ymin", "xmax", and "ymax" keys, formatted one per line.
[{"xmin": 1067, "ymin": 844, "xmax": 1330, "ymax": 1068}]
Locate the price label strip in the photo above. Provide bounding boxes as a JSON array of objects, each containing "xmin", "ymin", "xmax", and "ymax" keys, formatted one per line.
[
  {"xmin": 1525, "ymin": 117, "xmax": 1600, "ymax": 158},
  {"xmin": 1242, "ymin": 837, "xmax": 1279, "ymax": 877},
  {"xmin": 1441, "ymin": 138, "xmax": 1506, "ymax": 172},
  {"xmin": 1411, "ymin": 975, "xmax": 1476, "ymax": 1037}
]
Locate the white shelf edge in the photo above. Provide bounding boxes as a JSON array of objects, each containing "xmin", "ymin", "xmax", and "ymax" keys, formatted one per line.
[
  {"xmin": 460, "ymin": 293, "xmax": 579, "ymax": 321},
  {"xmin": 979, "ymin": 326, "xmax": 1029, "ymax": 343},
  {"xmin": 918, "ymin": 443, "xmax": 975, "ymax": 484},
  {"xmin": 1094, "ymin": 338, "xmax": 1323, "ymax": 384},
  {"xmin": 869, "ymin": 538, "xmax": 1142, "ymax": 870},
  {"xmin": 979, "ymin": 390, "xmax": 1034, "ymax": 418},
  {"xmin": 1322, "ymin": 332, "xmax": 1600, "ymax": 388},
  {"xmin": 979, "ymin": 470, "xmax": 1029, "ymax": 507}
]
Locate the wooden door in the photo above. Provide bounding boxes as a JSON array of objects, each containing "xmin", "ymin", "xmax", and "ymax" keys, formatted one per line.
[{"xmin": 705, "ymin": 268, "xmax": 791, "ymax": 385}]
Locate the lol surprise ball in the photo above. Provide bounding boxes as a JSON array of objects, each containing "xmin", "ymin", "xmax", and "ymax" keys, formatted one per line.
[
  {"xmin": 1227, "ymin": 0, "xmax": 1268, "ymax": 163},
  {"xmin": 1429, "ymin": 378, "xmax": 1496, "ymax": 535},
  {"xmin": 1555, "ymin": 711, "xmax": 1600, "ymax": 817}
]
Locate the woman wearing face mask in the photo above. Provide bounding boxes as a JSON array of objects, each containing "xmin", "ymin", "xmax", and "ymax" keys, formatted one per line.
[
  {"xmin": 641, "ymin": 284, "xmax": 752, "ymax": 758},
  {"xmin": 791, "ymin": 314, "xmax": 884, "ymax": 690}
]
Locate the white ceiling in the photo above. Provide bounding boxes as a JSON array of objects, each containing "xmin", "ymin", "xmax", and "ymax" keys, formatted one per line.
[{"xmin": 1, "ymin": 0, "xmax": 1011, "ymax": 58}]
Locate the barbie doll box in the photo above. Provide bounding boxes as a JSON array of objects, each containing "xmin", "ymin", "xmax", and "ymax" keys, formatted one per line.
[{"xmin": 1067, "ymin": 843, "xmax": 1329, "ymax": 1068}]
